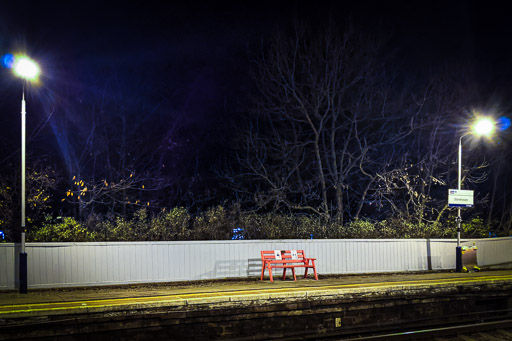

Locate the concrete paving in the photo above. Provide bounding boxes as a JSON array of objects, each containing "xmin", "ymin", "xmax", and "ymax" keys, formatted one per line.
[{"xmin": 1, "ymin": 270, "xmax": 512, "ymax": 318}]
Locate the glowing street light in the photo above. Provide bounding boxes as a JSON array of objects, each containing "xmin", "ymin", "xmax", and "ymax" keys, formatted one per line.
[
  {"xmin": 12, "ymin": 55, "xmax": 40, "ymax": 293},
  {"xmin": 13, "ymin": 56, "xmax": 40, "ymax": 81},
  {"xmin": 455, "ymin": 116, "xmax": 495, "ymax": 272},
  {"xmin": 473, "ymin": 117, "xmax": 495, "ymax": 136}
]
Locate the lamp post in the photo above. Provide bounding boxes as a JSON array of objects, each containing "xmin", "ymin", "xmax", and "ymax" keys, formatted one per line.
[
  {"xmin": 13, "ymin": 55, "xmax": 40, "ymax": 293},
  {"xmin": 455, "ymin": 117, "xmax": 495, "ymax": 272}
]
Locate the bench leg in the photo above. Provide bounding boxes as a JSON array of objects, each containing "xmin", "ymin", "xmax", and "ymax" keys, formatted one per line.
[
  {"xmin": 304, "ymin": 267, "xmax": 309, "ymax": 279},
  {"xmin": 268, "ymin": 265, "xmax": 274, "ymax": 283},
  {"xmin": 311, "ymin": 261, "xmax": 318, "ymax": 280},
  {"xmin": 282, "ymin": 267, "xmax": 296, "ymax": 281},
  {"xmin": 261, "ymin": 262, "xmax": 266, "ymax": 281}
]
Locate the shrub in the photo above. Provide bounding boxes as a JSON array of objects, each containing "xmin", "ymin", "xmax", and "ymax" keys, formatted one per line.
[
  {"xmin": 462, "ymin": 217, "xmax": 491, "ymax": 238},
  {"xmin": 28, "ymin": 216, "xmax": 96, "ymax": 242},
  {"xmin": 193, "ymin": 205, "xmax": 233, "ymax": 240},
  {"xmin": 148, "ymin": 207, "xmax": 192, "ymax": 240},
  {"xmin": 344, "ymin": 219, "xmax": 377, "ymax": 239},
  {"xmin": 24, "ymin": 205, "xmax": 495, "ymax": 242},
  {"xmin": 97, "ymin": 209, "xmax": 150, "ymax": 241}
]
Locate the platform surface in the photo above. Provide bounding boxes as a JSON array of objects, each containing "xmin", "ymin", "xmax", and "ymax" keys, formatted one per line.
[{"xmin": 1, "ymin": 270, "xmax": 512, "ymax": 318}]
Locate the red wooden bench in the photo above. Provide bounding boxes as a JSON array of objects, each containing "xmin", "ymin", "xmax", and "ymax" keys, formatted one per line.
[{"xmin": 260, "ymin": 249, "xmax": 318, "ymax": 282}]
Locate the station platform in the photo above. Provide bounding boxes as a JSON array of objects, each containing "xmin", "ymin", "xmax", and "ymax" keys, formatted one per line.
[
  {"xmin": 1, "ymin": 270, "xmax": 512, "ymax": 340},
  {"xmin": 2, "ymin": 270, "xmax": 512, "ymax": 317}
]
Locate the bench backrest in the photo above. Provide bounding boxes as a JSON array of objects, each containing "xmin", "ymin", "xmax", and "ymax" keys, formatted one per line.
[{"xmin": 261, "ymin": 250, "xmax": 307, "ymax": 261}]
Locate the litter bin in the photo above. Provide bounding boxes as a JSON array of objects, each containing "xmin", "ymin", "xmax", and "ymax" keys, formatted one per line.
[{"xmin": 461, "ymin": 244, "xmax": 480, "ymax": 272}]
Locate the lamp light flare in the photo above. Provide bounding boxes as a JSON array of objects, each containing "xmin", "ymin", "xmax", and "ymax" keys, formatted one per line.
[
  {"xmin": 13, "ymin": 56, "xmax": 40, "ymax": 80},
  {"xmin": 1, "ymin": 53, "xmax": 14, "ymax": 69},
  {"xmin": 497, "ymin": 116, "xmax": 511, "ymax": 131},
  {"xmin": 472, "ymin": 117, "xmax": 495, "ymax": 136}
]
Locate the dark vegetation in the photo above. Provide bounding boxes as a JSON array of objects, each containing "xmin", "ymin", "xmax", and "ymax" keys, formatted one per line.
[
  {"xmin": 26, "ymin": 207, "xmax": 493, "ymax": 242},
  {"xmin": 1, "ymin": 21, "xmax": 511, "ymax": 242}
]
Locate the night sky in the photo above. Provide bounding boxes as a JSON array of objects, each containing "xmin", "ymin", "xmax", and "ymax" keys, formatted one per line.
[
  {"xmin": 3, "ymin": 1, "xmax": 512, "ymax": 105},
  {"xmin": 2, "ymin": 3, "xmax": 511, "ymax": 107},
  {"xmin": 1, "ymin": 1, "xmax": 512, "ymax": 228}
]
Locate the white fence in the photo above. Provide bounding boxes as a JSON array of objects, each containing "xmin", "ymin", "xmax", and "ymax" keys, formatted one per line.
[{"xmin": 1, "ymin": 237, "xmax": 511, "ymax": 290}]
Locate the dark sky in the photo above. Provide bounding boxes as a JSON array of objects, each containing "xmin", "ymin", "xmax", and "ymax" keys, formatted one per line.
[
  {"xmin": 2, "ymin": 0, "xmax": 512, "ymax": 165},
  {"xmin": 2, "ymin": 1, "xmax": 512, "ymax": 96}
]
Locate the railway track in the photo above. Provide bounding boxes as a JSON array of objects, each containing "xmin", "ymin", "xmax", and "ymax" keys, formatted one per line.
[{"xmin": 302, "ymin": 319, "xmax": 512, "ymax": 340}]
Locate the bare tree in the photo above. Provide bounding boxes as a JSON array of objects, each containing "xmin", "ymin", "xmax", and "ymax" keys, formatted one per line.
[
  {"xmin": 228, "ymin": 22, "xmax": 411, "ymax": 224},
  {"xmin": 366, "ymin": 74, "xmax": 491, "ymax": 228},
  {"xmin": 228, "ymin": 22, "xmax": 492, "ymax": 234}
]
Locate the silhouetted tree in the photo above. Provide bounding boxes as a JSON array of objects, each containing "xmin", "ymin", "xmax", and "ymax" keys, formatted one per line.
[{"xmin": 228, "ymin": 21, "xmax": 492, "ymax": 233}]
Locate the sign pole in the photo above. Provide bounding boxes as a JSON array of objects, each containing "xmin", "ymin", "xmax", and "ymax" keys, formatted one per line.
[{"xmin": 456, "ymin": 136, "xmax": 463, "ymax": 272}]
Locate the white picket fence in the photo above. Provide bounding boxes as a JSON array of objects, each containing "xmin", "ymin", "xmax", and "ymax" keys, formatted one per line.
[{"xmin": 1, "ymin": 237, "xmax": 511, "ymax": 290}]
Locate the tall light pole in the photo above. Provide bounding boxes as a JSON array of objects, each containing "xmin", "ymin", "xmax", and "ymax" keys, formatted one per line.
[
  {"xmin": 455, "ymin": 117, "xmax": 495, "ymax": 272},
  {"xmin": 13, "ymin": 55, "xmax": 40, "ymax": 293}
]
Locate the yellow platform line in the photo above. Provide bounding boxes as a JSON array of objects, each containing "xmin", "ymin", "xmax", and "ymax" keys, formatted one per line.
[{"xmin": 1, "ymin": 274, "xmax": 511, "ymax": 315}]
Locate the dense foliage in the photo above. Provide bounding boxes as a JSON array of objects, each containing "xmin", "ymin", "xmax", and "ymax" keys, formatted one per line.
[{"xmin": 24, "ymin": 207, "xmax": 498, "ymax": 242}]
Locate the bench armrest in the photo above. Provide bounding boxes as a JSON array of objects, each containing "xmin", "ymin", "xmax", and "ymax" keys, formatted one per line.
[{"xmin": 304, "ymin": 258, "xmax": 316, "ymax": 266}]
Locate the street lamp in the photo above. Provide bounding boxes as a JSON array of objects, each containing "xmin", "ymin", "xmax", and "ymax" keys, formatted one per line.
[
  {"xmin": 12, "ymin": 55, "xmax": 40, "ymax": 294},
  {"xmin": 455, "ymin": 116, "xmax": 495, "ymax": 272}
]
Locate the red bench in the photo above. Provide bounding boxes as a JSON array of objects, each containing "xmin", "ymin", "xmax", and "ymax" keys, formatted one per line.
[{"xmin": 260, "ymin": 249, "xmax": 318, "ymax": 282}]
